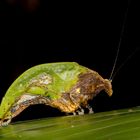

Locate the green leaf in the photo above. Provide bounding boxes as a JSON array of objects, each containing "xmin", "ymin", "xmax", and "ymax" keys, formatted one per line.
[{"xmin": 1, "ymin": 106, "xmax": 140, "ymax": 140}]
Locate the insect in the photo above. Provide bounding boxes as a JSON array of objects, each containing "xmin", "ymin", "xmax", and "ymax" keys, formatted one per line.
[
  {"xmin": 0, "ymin": 1, "xmax": 131, "ymax": 127},
  {"xmin": 0, "ymin": 62, "xmax": 112, "ymax": 126}
]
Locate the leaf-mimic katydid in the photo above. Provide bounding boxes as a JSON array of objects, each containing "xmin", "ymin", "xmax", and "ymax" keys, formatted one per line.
[
  {"xmin": 0, "ymin": 1, "xmax": 132, "ymax": 126},
  {"xmin": 0, "ymin": 62, "xmax": 112, "ymax": 126}
]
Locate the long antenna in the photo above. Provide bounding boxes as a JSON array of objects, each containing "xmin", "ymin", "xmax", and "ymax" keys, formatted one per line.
[
  {"xmin": 111, "ymin": 47, "xmax": 139, "ymax": 81},
  {"xmin": 109, "ymin": 0, "xmax": 131, "ymax": 81}
]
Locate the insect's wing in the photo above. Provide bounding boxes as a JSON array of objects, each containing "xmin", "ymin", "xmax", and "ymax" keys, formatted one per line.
[{"xmin": 0, "ymin": 62, "xmax": 89, "ymax": 120}]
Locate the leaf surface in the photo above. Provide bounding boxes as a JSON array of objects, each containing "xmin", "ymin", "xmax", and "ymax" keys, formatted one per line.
[{"xmin": 1, "ymin": 106, "xmax": 140, "ymax": 140}]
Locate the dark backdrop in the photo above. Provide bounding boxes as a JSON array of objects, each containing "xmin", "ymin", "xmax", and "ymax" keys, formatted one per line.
[{"xmin": 0, "ymin": 0, "xmax": 140, "ymax": 122}]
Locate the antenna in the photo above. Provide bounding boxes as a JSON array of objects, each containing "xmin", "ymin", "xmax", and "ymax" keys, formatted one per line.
[
  {"xmin": 111, "ymin": 47, "xmax": 139, "ymax": 81},
  {"xmin": 109, "ymin": 0, "xmax": 131, "ymax": 81}
]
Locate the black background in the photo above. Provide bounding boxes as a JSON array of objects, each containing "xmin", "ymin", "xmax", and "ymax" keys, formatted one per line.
[{"xmin": 0, "ymin": 0, "xmax": 140, "ymax": 122}]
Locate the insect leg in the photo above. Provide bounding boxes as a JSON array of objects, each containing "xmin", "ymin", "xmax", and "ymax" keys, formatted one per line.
[
  {"xmin": 76, "ymin": 106, "xmax": 85, "ymax": 115},
  {"xmin": 86, "ymin": 104, "xmax": 94, "ymax": 114}
]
